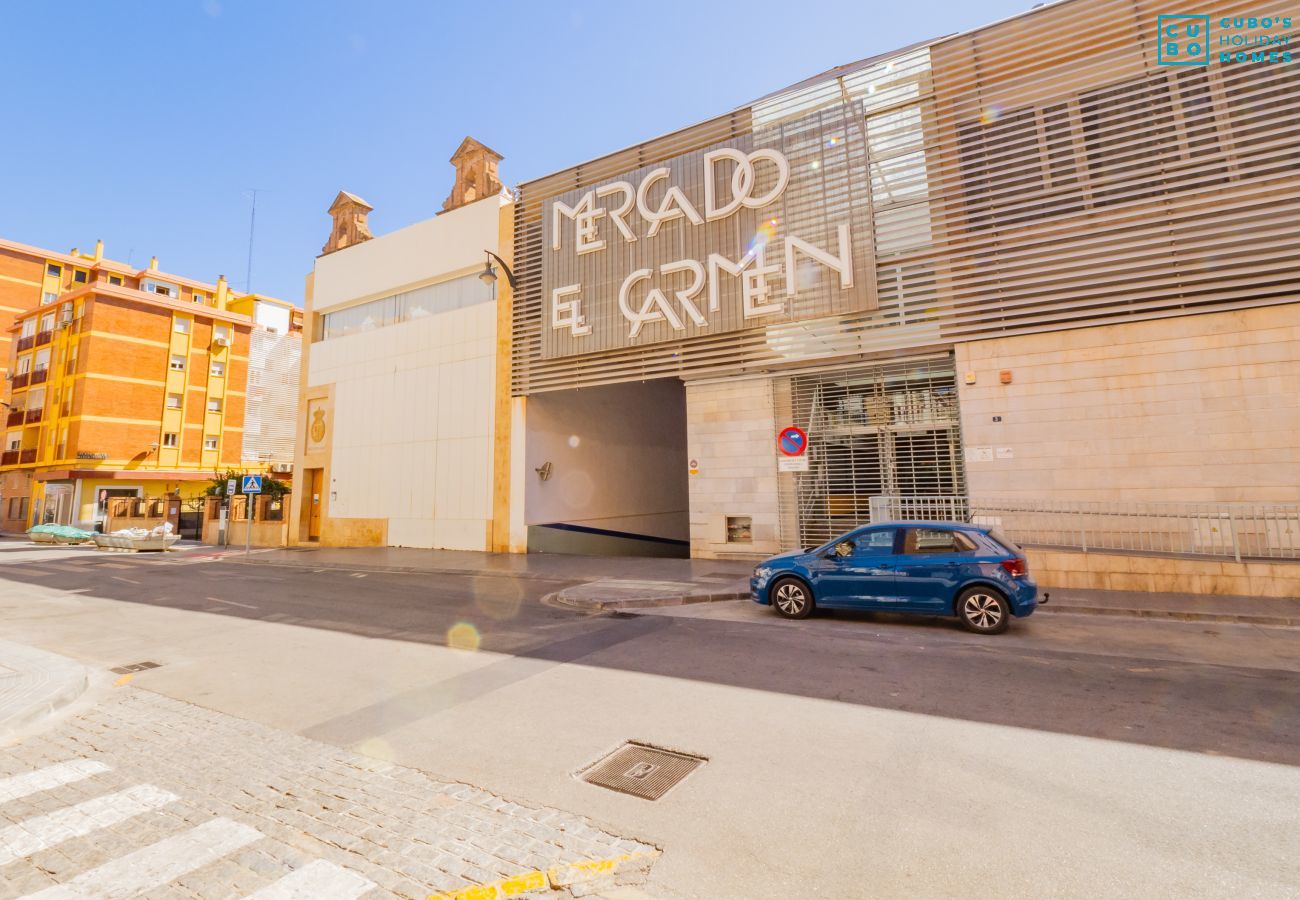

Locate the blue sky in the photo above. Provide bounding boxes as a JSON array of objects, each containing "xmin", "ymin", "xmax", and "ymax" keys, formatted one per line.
[{"xmin": 2, "ymin": 0, "xmax": 1031, "ymax": 305}]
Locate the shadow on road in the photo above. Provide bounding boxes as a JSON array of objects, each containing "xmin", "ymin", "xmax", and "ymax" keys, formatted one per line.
[{"xmin": 2, "ymin": 552, "xmax": 1297, "ymax": 766}]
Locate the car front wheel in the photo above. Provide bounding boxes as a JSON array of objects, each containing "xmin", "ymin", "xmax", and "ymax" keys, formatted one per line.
[
  {"xmin": 957, "ymin": 587, "xmax": 1010, "ymax": 634},
  {"xmin": 771, "ymin": 577, "xmax": 814, "ymax": 619}
]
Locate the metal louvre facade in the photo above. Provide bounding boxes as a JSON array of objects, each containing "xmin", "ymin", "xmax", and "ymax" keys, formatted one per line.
[
  {"xmin": 512, "ymin": 0, "xmax": 1300, "ymax": 396},
  {"xmin": 773, "ymin": 355, "xmax": 966, "ymax": 548}
]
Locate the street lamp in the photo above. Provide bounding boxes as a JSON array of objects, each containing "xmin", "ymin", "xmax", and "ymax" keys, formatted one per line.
[{"xmin": 478, "ymin": 251, "xmax": 517, "ymax": 289}]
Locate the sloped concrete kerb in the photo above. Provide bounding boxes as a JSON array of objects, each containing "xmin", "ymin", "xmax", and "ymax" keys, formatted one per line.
[
  {"xmin": 549, "ymin": 581, "xmax": 750, "ymax": 612},
  {"xmin": 0, "ymin": 639, "xmax": 90, "ymax": 740}
]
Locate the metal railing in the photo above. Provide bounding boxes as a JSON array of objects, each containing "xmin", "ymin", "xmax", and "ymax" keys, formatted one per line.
[{"xmin": 868, "ymin": 495, "xmax": 1300, "ymax": 561}]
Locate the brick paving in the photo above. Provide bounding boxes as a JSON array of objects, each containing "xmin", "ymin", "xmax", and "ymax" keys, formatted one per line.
[{"xmin": 0, "ymin": 689, "xmax": 657, "ymax": 899}]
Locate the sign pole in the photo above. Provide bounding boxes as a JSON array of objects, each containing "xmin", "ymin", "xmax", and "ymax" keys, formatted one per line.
[{"xmin": 240, "ymin": 475, "xmax": 263, "ymax": 556}]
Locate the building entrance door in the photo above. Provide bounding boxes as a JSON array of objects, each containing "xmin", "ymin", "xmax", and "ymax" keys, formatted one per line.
[
  {"xmin": 44, "ymin": 484, "xmax": 75, "ymax": 525},
  {"xmin": 307, "ymin": 468, "xmax": 323, "ymax": 541}
]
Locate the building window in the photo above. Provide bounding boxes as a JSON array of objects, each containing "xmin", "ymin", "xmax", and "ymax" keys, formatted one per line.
[
  {"xmin": 7, "ymin": 497, "xmax": 27, "ymax": 519},
  {"xmin": 74, "ymin": 301, "xmax": 84, "ymax": 319},
  {"xmin": 204, "ymin": 436, "xmax": 219, "ymax": 451},
  {"xmin": 319, "ymin": 272, "xmax": 493, "ymax": 340},
  {"xmin": 162, "ymin": 432, "xmax": 179, "ymax": 448},
  {"xmin": 169, "ymin": 354, "xmax": 186, "ymax": 371},
  {"xmin": 73, "ymin": 270, "xmax": 88, "ymax": 284},
  {"xmin": 193, "ymin": 293, "xmax": 206, "ymax": 304},
  {"xmin": 166, "ymin": 393, "xmax": 183, "ymax": 409},
  {"xmin": 214, "ymin": 325, "xmax": 230, "ymax": 342},
  {"xmin": 207, "ymin": 398, "xmax": 222, "ymax": 413},
  {"xmin": 108, "ymin": 275, "xmax": 122, "ymax": 286},
  {"xmin": 46, "ymin": 264, "xmax": 61, "ymax": 278},
  {"xmin": 42, "ymin": 292, "xmax": 57, "ymax": 305},
  {"xmin": 174, "ymin": 318, "xmax": 191, "ymax": 334},
  {"xmin": 210, "ymin": 361, "xmax": 225, "ymax": 377},
  {"xmin": 143, "ymin": 279, "xmax": 179, "ymax": 299}
]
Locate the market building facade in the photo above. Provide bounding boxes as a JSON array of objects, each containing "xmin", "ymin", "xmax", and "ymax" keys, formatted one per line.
[
  {"xmin": 288, "ymin": 139, "xmax": 514, "ymax": 549},
  {"xmin": 509, "ymin": 0, "xmax": 1300, "ymax": 562}
]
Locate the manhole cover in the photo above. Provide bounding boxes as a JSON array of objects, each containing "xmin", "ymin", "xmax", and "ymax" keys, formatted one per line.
[
  {"xmin": 109, "ymin": 661, "xmax": 162, "ymax": 675},
  {"xmin": 581, "ymin": 742, "xmax": 705, "ymax": 801}
]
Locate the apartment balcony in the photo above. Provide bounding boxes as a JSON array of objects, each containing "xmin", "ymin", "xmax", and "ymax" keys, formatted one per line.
[
  {"xmin": 24, "ymin": 408, "xmax": 43, "ymax": 425},
  {"xmin": 18, "ymin": 449, "xmax": 36, "ymax": 464},
  {"xmin": 0, "ymin": 451, "xmax": 17, "ymax": 466},
  {"xmin": 5, "ymin": 410, "xmax": 24, "ymax": 428},
  {"xmin": 16, "ymin": 335, "xmax": 34, "ymax": 353},
  {"xmin": 10, "ymin": 372, "xmax": 29, "ymax": 389},
  {"xmin": 30, "ymin": 368, "xmax": 48, "ymax": 386},
  {"xmin": 35, "ymin": 330, "xmax": 53, "ymax": 346}
]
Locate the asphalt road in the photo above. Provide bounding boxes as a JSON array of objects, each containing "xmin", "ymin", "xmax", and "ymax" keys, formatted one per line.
[
  {"xmin": 4, "ymin": 546, "xmax": 1297, "ymax": 765},
  {"xmin": 3, "ymin": 544, "xmax": 1299, "ymax": 898}
]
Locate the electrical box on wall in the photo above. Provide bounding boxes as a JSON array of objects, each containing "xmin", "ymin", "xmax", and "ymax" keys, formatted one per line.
[
  {"xmin": 999, "ymin": 370, "xmax": 1013, "ymax": 384},
  {"xmin": 964, "ymin": 372, "xmax": 976, "ymax": 384}
]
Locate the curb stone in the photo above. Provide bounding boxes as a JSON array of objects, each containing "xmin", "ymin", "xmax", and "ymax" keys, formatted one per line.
[{"xmin": 0, "ymin": 639, "xmax": 90, "ymax": 739}]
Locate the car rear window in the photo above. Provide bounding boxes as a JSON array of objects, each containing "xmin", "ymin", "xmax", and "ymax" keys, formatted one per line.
[
  {"xmin": 986, "ymin": 528, "xmax": 1023, "ymax": 555},
  {"xmin": 904, "ymin": 528, "xmax": 977, "ymax": 553}
]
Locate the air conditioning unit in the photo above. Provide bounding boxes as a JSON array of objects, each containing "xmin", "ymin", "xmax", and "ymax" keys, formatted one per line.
[
  {"xmin": 270, "ymin": 463, "xmax": 293, "ymax": 474},
  {"xmin": 212, "ymin": 336, "xmax": 230, "ymax": 348}
]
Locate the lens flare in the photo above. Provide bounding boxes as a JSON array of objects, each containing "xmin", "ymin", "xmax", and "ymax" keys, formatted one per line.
[
  {"xmin": 473, "ymin": 576, "xmax": 524, "ymax": 621},
  {"xmin": 825, "ymin": 135, "xmax": 843, "ymax": 148},
  {"xmin": 567, "ymin": 435, "xmax": 581, "ymax": 448},
  {"xmin": 809, "ymin": 160, "xmax": 821, "ymax": 171},
  {"xmin": 446, "ymin": 621, "xmax": 481, "ymax": 651},
  {"xmin": 745, "ymin": 217, "xmax": 780, "ymax": 261},
  {"xmin": 980, "ymin": 104, "xmax": 1003, "ymax": 125}
]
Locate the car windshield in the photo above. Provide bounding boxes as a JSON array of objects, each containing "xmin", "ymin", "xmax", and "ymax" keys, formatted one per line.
[{"xmin": 987, "ymin": 528, "xmax": 1023, "ymax": 555}]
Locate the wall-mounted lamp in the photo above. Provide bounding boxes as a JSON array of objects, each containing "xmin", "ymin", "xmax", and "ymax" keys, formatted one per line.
[
  {"xmin": 535, "ymin": 461, "xmax": 552, "ymax": 481},
  {"xmin": 478, "ymin": 250, "xmax": 517, "ymax": 289}
]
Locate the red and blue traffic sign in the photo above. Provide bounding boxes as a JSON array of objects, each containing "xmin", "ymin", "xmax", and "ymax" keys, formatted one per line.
[{"xmin": 778, "ymin": 425, "xmax": 807, "ymax": 457}]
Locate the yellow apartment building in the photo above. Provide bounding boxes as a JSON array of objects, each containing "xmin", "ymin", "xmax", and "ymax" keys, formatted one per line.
[{"xmin": 0, "ymin": 237, "xmax": 300, "ymax": 534}]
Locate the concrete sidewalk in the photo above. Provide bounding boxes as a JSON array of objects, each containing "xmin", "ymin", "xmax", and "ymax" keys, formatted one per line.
[
  {"xmin": 0, "ymin": 638, "xmax": 90, "ymax": 740},
  {"xmin": 229, "ymin": 546, "xmax": 1300, "ymax": 626}
]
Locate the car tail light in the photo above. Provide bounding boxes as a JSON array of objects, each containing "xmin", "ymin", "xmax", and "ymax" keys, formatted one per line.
[{"xmin": 1000, "ymin": 558, "xmax": 1027, "ymax": 577}]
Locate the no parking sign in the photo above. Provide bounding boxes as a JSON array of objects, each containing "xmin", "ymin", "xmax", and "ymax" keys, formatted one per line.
[
  {"xmin": 777, "ymin": 426, "xmax": 809, "ymax": 472},
  {"xmin": 777, "ymin": 426, "xmax": 807, "ymax": 457}
]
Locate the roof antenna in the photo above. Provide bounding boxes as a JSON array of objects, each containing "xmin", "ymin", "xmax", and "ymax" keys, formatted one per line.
[{"xmin": 244, "ymin": 188, "xmax": 265, "ymax": 294}]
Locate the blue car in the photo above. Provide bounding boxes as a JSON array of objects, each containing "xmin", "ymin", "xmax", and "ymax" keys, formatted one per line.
[{"xmin": 750, "ymin": 521, "xmax": 1043, "ymax": 634}]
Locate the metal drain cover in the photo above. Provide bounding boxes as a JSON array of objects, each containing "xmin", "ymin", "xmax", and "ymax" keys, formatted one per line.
[
  {"xmin": 581, "ymin": 742, "xmax": 705, "ymax": 801},
  {"xmin": 110, "ymin": 661, "xmax": 162, "ymax": 675}
]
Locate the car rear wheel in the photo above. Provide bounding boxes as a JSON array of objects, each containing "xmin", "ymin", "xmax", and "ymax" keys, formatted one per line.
[
  {"xmin": 771, "ymin": 577, "xmax": 814, "ymax": 619},
  {"xmin": 957, "ymin": 587, "xmax": 1010, "ymax": 634}
]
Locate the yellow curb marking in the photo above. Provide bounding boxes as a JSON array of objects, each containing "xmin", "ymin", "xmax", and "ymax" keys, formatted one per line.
[
  {"xmin": 113, "ymin": 674, "xmax": 134, "ymax": 687},
  {"xmin": 429, "ymin": 852, "xmax": 657, "ymax": 899}
]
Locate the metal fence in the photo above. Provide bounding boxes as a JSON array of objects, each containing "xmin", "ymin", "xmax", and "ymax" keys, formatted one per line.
[{"xmin": 868, "ymin": 496, "xmax": 1300, "ymax": 561}]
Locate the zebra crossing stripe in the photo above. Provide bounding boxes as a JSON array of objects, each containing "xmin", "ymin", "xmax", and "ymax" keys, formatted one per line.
[
  {"xmin": 0, "ymin": 760, "xmax": 110, "ymax": 804},
  {"xmin": 244, "ymin": 859, "xmax": 376, "ymax": 899},
  {"xmin": 22, "ymin": 817, "xmax": 262, "ymax": 899},
  {"xmin": 0, "ymin": 783, "xmax": 177, "ymax": 867}
]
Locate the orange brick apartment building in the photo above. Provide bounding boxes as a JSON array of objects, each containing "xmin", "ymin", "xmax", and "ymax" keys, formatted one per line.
[{"xmin": 1, "ymin": 236, "xmax": 300, "ymax": 533}]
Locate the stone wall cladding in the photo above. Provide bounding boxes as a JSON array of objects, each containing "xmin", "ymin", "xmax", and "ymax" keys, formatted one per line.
[{"xmin": 686, "ymin": 378, "xmax": 781, "ymax": 559}]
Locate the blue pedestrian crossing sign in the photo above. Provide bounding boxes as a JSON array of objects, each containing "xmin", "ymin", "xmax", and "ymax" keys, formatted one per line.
[{"xmin": 242, "ymin": 475, "xmax": 263, "ymax": 494}]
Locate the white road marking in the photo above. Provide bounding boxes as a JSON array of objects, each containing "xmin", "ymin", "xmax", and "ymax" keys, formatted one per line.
[
  {"xmin": 207, "ymin": 596, "xmax": 258, "ymax": 609},
  {"xmin": 0, "ymin": 760, "xmax": 110, "ymax": 804},
  {"xmin": 349, "ymin": 572, "xmax": 367, "ymax": 578},
  {"xmin": 22, "ymin": 817, "xmax": 262, "ymax": 899},
  {"xmin": 110, "ymin": 576, "xmax": 142, "ymax": 585},
  {"xmin": 0, "ymin": 783, "xmax": 178, "ymax": 866},
  {"xmin": 243, "ymin": 859, "xmax": 376, "ymax": 899}
]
